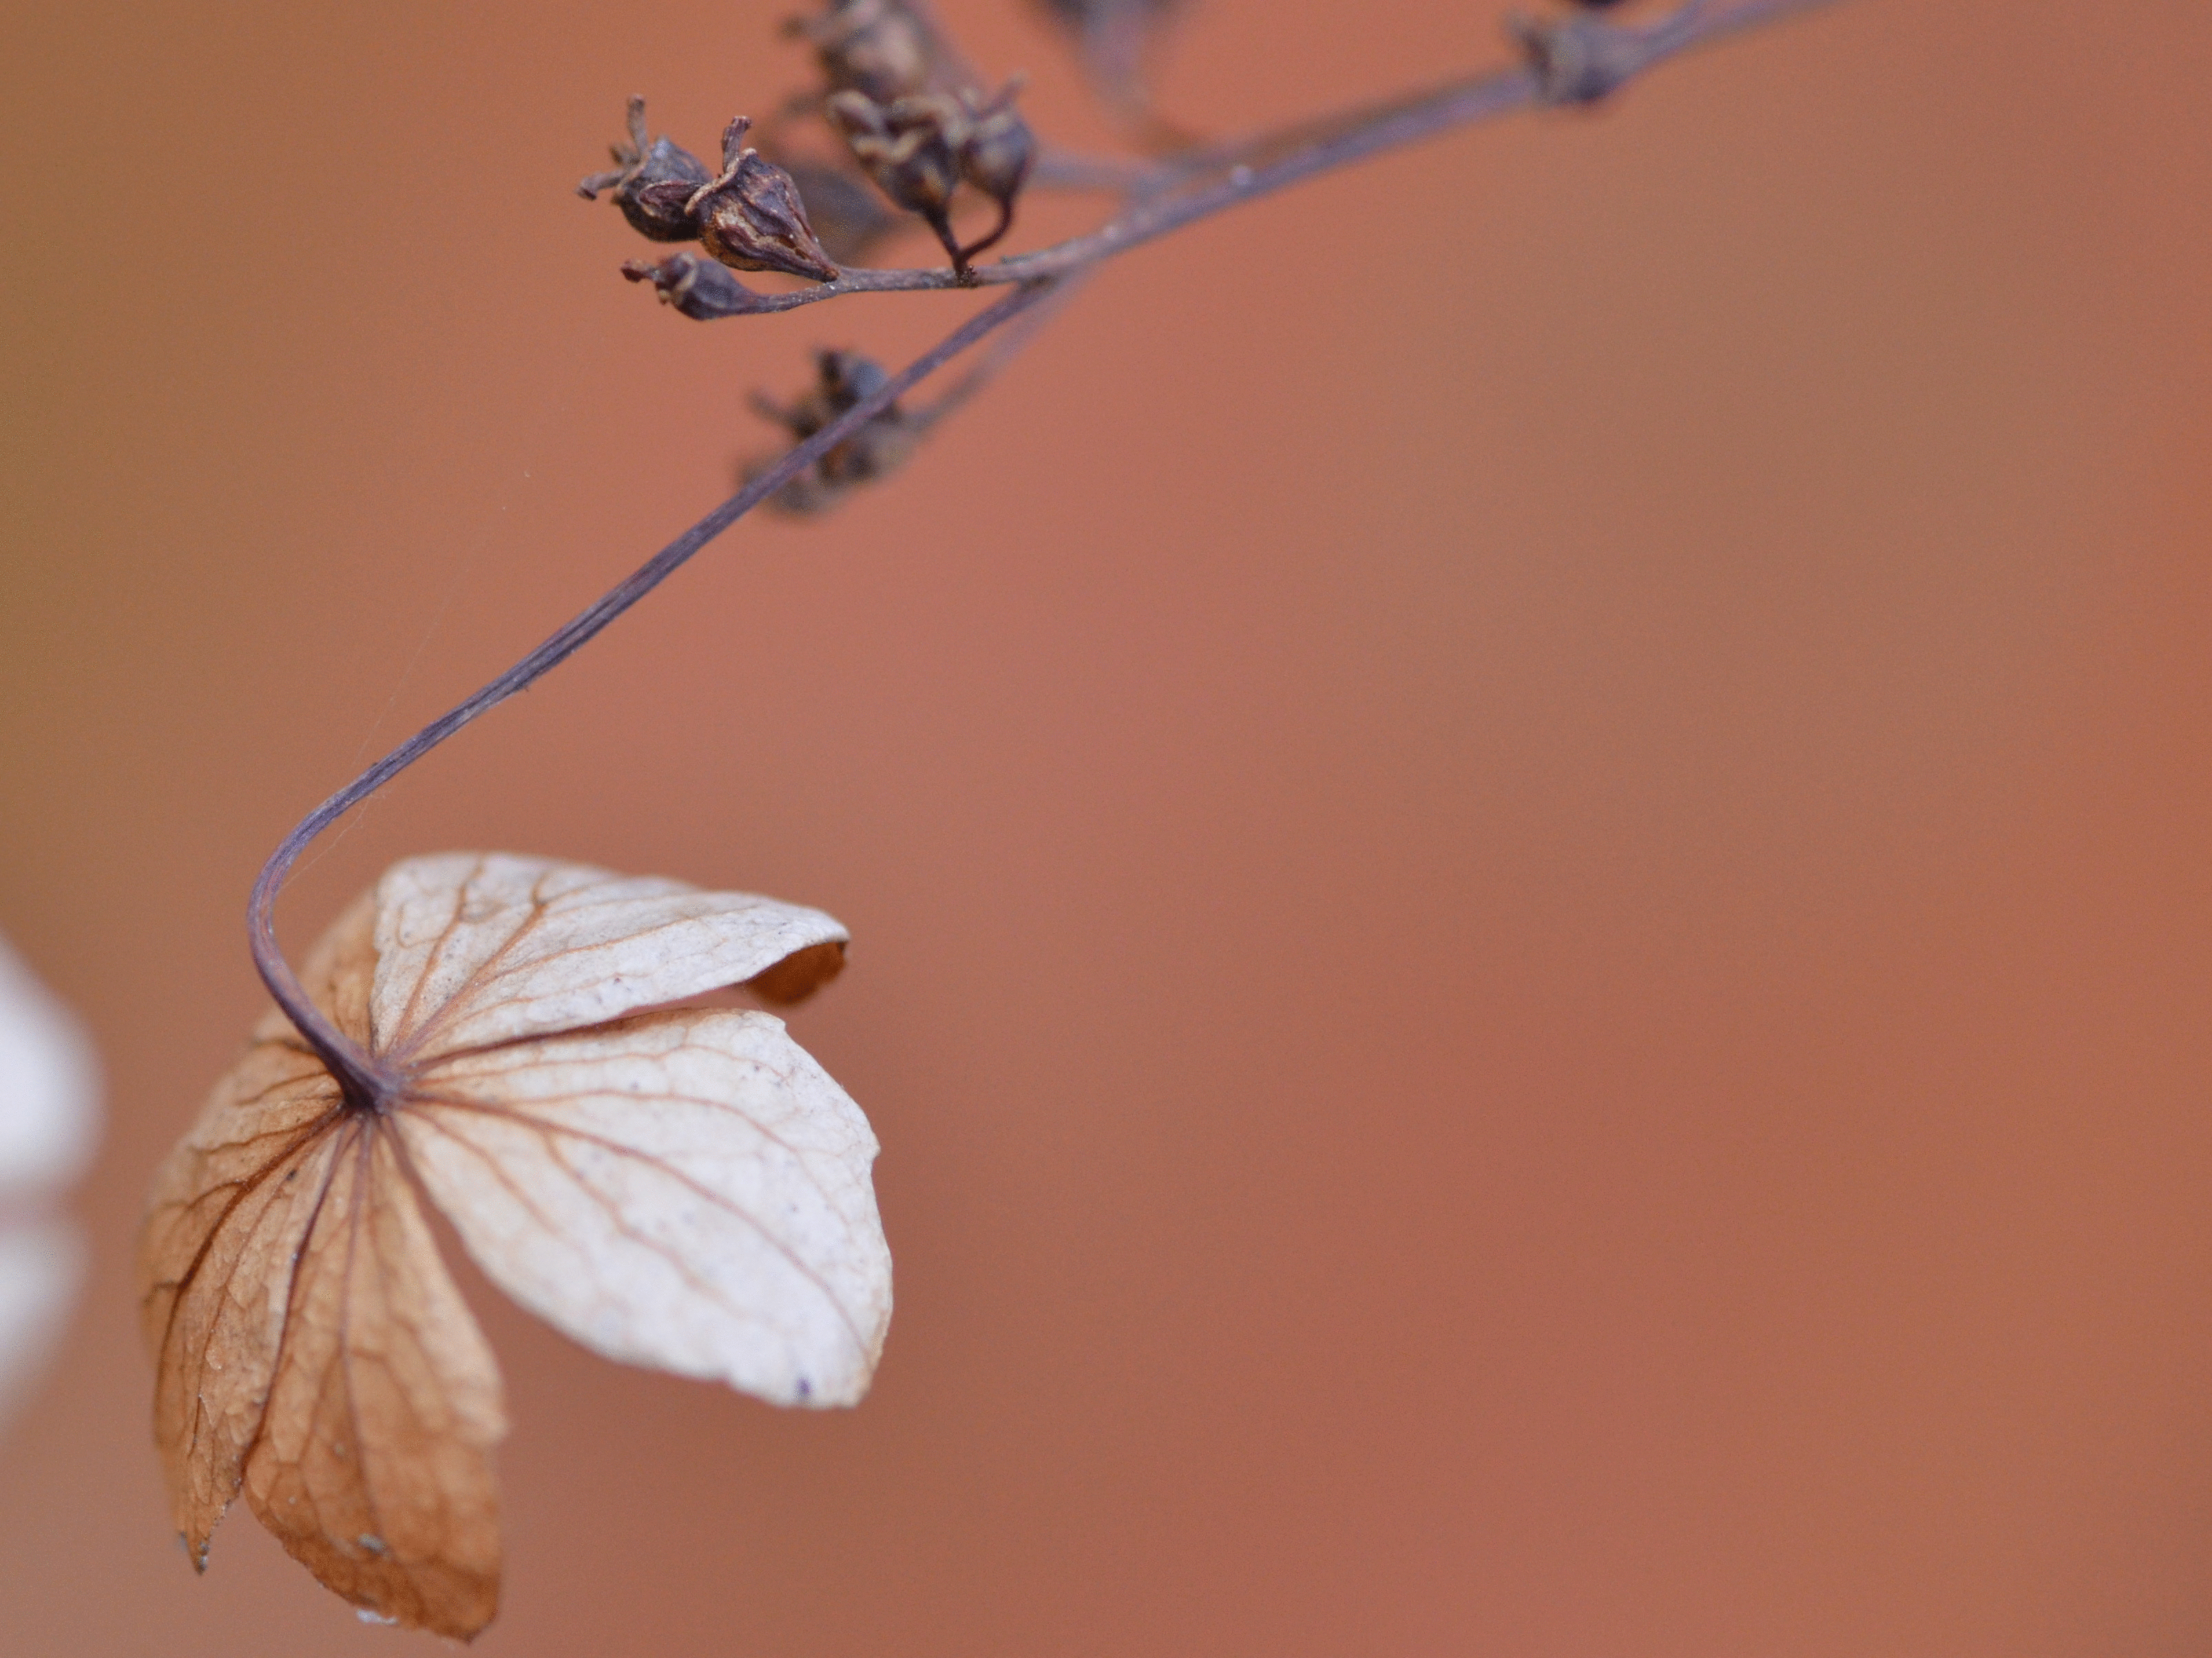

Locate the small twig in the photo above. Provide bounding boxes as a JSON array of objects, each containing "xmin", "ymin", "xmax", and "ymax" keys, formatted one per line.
[
  {"xmin": 1027, "ymin": 148, "xmax": 1156, "ymax": 193},
  {"xmin": 253, "ymin": 0, "xmax": 1842, "ymax": 1089},
  {"xmin": 248, "ymin": 282, "xmax": 1059, "ymax": 1094},
  {"xmin": 626, "ymin": 0, "xmax": 1837, "ymax": 320}
]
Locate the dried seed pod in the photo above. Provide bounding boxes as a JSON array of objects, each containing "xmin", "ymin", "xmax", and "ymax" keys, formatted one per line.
[
  {"xmin": 952, "ymin": 81, "xmax": 1036, "ymax": 261},
  {"xmin": 826, "ymin": 89, "xmax": 970, "ymax": 269},
  {"xmin": 826, "ymin": 91, "xmax": 963, "ymax": 217},
  {"xmin": 828, "ymin": 78, "xmax": 1035, "ymax": 274},
  {"xmin": 1507, "ymin": 10, "xmax": 1669, "ymax": 105},
  {"xmin": 621, "ymin": 252, "xmax": 776, "ymax": 322},
  {"xmin": 748, "ymin": 348, "xmax": 920, "ymax": 513},
  {"xmin": 576, "ymin": 96, "xmax": 713, "ymax": 242},
  {"xmin": 687, "ymin": 117, "xmax": 840, "ymax": 283},
  {"xmin": 787, "ymin": 0, "xmax": 943, "ymax": 103}
]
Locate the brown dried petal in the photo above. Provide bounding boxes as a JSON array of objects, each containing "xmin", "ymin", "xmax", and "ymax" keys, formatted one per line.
[
  {"xmin": 139, "ymin": 854, "xmax": 890, "ymax": 1637},
  {"xmin": 240, "ymin": 1122, "xmax": 506, "ymax": 1635},
  {"xmin": 744, "ymin": 940, "xmax": 849, "ymax": 1005}
]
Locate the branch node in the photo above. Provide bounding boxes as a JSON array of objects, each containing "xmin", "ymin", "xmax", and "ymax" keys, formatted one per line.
[{"xmin": 1507, "ymin": 8, "xmax": 1684, "ymax": 106}]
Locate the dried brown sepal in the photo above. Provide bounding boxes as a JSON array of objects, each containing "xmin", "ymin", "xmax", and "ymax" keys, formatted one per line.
[
  {"xmin": 687, "ymin": 117, "xmax": 840, "ymax": 283},
  {"xmin": 140, "ymin": 854, "xmax": 891, "ymax": 1639},
  {"xmin": 577, "ymin": 94, "xmax": 713, "ymax": 242}
]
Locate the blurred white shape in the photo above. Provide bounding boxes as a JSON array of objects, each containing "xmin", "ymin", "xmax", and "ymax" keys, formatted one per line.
[
  {"xmin": 0, "ymin": 1224, "xmax": 85, "ymax": 1418},
  {"xmin": 0, "ymin": 932, "xmax": 99, "ymax": 1425}
]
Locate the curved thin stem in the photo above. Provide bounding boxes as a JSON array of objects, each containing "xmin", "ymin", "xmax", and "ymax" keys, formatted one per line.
[
  {"xmin": 249, "ymin": 280, "xmax": 1060, "ymax": 1097},
  {"xmin": 1027, "ymin": 148, "xmax": 1154, "ymax": 193},
  {"xmin": 954, "ymin": 197, "xmax": 1019, "ymax": 269},
  {"xmin": 251, "ymin": 0, "xmax": 1842, "ymax": 1093}
]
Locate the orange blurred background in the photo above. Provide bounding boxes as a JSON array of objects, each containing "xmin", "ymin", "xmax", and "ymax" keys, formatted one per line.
[{"xmin": 4, "ymin": 1, "xmax": 2209, "ymax": 1652}]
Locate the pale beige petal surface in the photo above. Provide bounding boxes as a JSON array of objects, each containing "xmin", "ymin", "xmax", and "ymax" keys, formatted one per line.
[
  {"xmin": 369, "ymin": 853, "xmax": 849, "ymax": 1065},
  {"xmin": 1, "ymin": 932, "xmax": 98, "ymax": 1429},
  {"xmin": 397, "ymin": 1008, "xmax": 892, "ymax": 1407},
  {"xmin": 242, "ymin": 1121, "xmax": 505, "ymax": 1639},
  {"xmin": 0, "ymin": 931, "xmax": 99, "ymax": 1203},
  {"xmin": 139, "ymin": 1042, "xmax": 508, "ymax": 1638},
  {"xmin": 139, "ymin": 1042, "xmax": 348, "ymax": 1555}
]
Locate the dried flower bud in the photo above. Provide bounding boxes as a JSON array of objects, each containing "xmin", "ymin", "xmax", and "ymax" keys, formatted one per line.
[
  {"xmin": 787, "ymin": 0, "xmax": 945, "ymax": 103},
  {"xmin": 826, "ymin": 90, "xmax": 963, "ymax": 220},
  {"xmin": 747, "ymin": 348, "xmax": 921, "ymax": 513},
  {"xmin": 955, "ymin": 81, "xmax": 1036, "ymax": 220},
  {"xmin": 1507, "ymin": 9, "xmax": 1671, "ymax": 105},
  {"xmin": 824, "ymin": 85, "xmax": 1035, "ymax": 275},
  {"xmin": 577, "ymin": 96, "xmax": 713, "ymax": 242},
  {"xmin": 687, "ymin": 117, "xmax": 840, "ymax": 284},
  {"xmin": 622, "ymin": 252, "xmax": 777, "ymax": 320}
]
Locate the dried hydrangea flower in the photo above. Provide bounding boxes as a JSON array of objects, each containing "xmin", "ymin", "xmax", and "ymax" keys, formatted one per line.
[
  {"xmin": 0, "ymin": 932, "xmax": 98, "ymax": 1428},
  {"xmin": 138, "ymin": 853, "xmax": 892, "ymax": 1639}
]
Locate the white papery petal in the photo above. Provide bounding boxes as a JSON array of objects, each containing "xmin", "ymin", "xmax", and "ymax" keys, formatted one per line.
[
  {"xmin": 0, "ymin": 934, "xmax": 99, "ymax": 1201},
  {"xmin": 370, "ymin": 853, "xmax": 848, "ymax": 1064},
  {"xmin": 0, "ymin": 1221, "xmax": 84, "ymax": 1421},
  {"xmin": 398, "ymin": 1009, "xmax": 890, "ymax": 1407}
]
